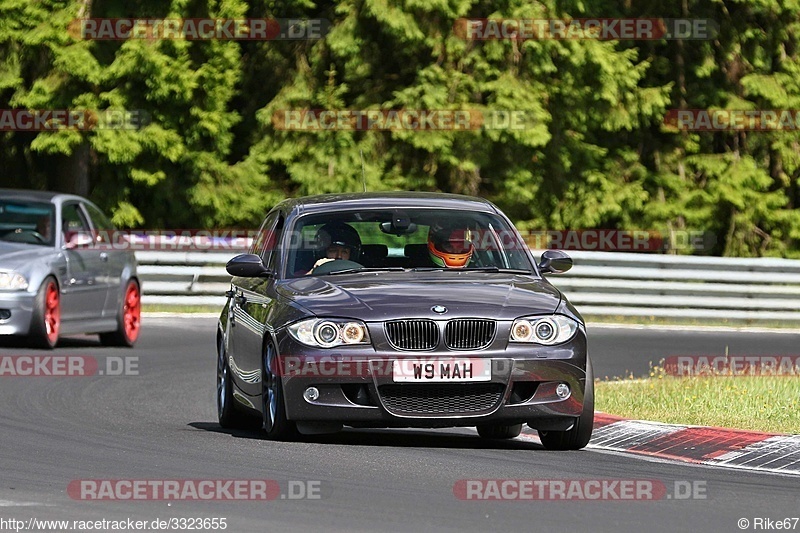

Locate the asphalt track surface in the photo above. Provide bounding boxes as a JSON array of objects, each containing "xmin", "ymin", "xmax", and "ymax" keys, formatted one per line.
[{"xmin": 1, "ymin": 317, "xmax": 798, "ymax": 533}]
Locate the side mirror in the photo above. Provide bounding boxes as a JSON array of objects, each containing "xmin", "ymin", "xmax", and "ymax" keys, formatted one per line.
[
  {"xmin": 538, "ymin": 250, "xmax": 573, "ymax": 274},
  {"xmin": 226, "ymin": 254, "xmax": 272, "ymax": 278}
]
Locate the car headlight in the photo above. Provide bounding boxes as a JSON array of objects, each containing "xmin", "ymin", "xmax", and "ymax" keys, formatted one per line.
[
  {"xmin": 288, "ymin": 318, "xmax": 371, "ymax": 348},
  {"xmin": 510, "ymin": 315, "xmax": 578, "ymax": 345},
  {"xmin": 0, "ymin": 272, "xmax": 29, "ymax": 291}
]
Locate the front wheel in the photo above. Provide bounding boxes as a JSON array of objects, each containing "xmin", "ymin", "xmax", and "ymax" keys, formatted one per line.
[
  {"xmin": 99, "ymin": 279, "xmax": 141, "ymax": 347},
  {"xmin": 29, "ymin": 276, "xmax": 60, "ymax": 349},
  {"xmin": 538, "ymin": 359, "xmax": 594, "ymax": 451},
  {"xmin": 262, "ymin": 343, "xmax": 298, "ymax": 441},
  {"xmin": 476, "ymin": 423, "xmax": 522, "ymax": 439}
]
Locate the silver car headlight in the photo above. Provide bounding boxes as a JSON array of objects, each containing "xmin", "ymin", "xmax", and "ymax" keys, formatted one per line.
[
  {"xmin": 0, "ymin": 271, "xmax": 29, "ymax": 291},
  {"xmin": 510, "ymin": 315, "xmax": 578, "ymax": 345},
  {"xmin": 288, "ymin": 318, "xmax": 371, "ymax": 348}
]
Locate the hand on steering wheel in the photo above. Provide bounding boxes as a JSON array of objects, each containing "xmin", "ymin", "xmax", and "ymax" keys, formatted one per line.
[
  {"xmin": 308, "ymin": 259, "xmax": 364, "ymax": 275},
  {"xmin": 313, "ymin": 257, "xmax": 335, "ymax": 269}
]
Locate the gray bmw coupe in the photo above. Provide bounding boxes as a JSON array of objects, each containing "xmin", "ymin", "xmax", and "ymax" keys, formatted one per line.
[
  {"xmin": 0, "ymin": 189, "xmax": 140, "ymax": 348},
  {"xmin": 217, "ymin": 192, "xmax": 592, "ymax": 449}
]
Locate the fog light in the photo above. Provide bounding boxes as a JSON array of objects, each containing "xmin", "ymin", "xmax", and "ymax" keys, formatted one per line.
[
  {"xmin": 0, "ymin": 309, "xmax": 10, "ymax": 321},
  {"xmin": 303, "ymin": 387, "xmax": 320, "ymax": 403},
  {"xmin": 555, "ymin": 383, "xmax": 570, "ymax": 399}
]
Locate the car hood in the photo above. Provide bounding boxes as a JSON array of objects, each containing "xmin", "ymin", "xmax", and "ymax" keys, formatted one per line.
[
  {"xmin": 0, "ymin": 242, "xmax": 54, "ymax": 271},
  {"xmin": 276, "ymin": 272, "xmax": 562, "ymax": 322}
]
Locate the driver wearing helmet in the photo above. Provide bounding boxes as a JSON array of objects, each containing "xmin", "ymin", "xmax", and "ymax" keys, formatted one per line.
[
  {"xmin": 308, "ymin": 221, "xmax": 362, "ymax": 273},
  {"xmin": 427, "ymin": 221, "xmax": 474, "ymax": 268}
]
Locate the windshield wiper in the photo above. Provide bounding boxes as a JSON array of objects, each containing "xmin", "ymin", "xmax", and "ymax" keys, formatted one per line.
[
  {"xmin": 324, "ymin": 266, "xmax": 535, "ymax": 275},
  {"xmin": 324, "ymin": 267, "xmax": 407, "ymax": 275},
  {"xmin": 461, "ymin": 267, "xmax": 534, "ymax": 274},
  {"xmin": 408, "ymin": 267, "xmax": 533, "ymax": 274}
]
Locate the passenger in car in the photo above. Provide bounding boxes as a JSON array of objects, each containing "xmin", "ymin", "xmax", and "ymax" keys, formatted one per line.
[{"xmin": 427, "ymin": 221, "xmax": 474, "ymax": 268}]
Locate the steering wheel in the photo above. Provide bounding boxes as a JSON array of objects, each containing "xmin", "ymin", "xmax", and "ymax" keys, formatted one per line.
[
  {"xmin": 310, "ymin": 259, "xmax": 364, "ymax": 275},
  {"xmin": 30, "ymin": 231, "xmax": 48, "ymax": 243}
]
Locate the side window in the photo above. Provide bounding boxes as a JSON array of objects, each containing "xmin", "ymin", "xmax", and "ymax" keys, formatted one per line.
[
  {"xmin": 250, "ymin": 212, "xmax": 278, "ymax": 256},
  {"xmin": 83, "ymin": 203, "xmax": 116, "ymax": 244},
  {"xmin": 261, "ymin": 215, "xmax": 284, "ymax": 270},
  {"xmin": 61, "ymin": 203, "xmax": 89, "ymax": 243}
]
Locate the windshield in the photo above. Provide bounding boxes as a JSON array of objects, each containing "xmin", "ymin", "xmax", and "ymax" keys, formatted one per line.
[
  {"xmin": 0, "ymin": 200, "xmax": 56, "ymax": 247},
  {"xmin": 284, "ymin": 208, "xmax": 535, "ymax": 277}
]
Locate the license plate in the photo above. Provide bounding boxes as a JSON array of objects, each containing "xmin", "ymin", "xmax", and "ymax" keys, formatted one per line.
[{"xmin": 392, "ymin": 359, "xmax": 491, "ymax": 382}]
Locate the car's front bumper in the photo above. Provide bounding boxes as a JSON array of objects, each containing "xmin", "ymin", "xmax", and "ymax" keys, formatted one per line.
[
  {"xmin": 0, "ymin": 291, "xmax": 35, "ymax": 336},
  {"xmin": 276, "ymin": 329, "xmax": 588, "ymax": 431}
]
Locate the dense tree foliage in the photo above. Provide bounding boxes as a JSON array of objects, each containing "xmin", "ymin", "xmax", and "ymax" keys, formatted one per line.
[{"xmin": 1, "ymin": 0, "xmax": 799, "ymax": 256}]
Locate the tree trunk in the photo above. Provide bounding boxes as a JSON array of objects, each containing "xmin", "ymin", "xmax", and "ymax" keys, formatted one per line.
[{"xmin": 52, "ymin": 142, "xmax": 91, "ymax": 196}]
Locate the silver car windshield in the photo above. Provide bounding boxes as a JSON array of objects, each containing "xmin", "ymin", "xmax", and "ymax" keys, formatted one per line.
[
  {"xmin": 284, "ymin": 208, "xmax": 535, "ymax": 277},
  {"xmin": 0, "ymin": 200, "xmax": 56, "ymax": 247}
]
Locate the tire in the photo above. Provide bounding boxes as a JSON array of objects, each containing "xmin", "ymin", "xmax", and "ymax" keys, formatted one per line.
[
  {"xmin": 29, "ymin": 276, "xmax": 60, "ymax": 349},
  {"xmin": 262, "ymin": 342, "xmax": 298, "ymax": 441},
  {"xmin": 216, "ymin": 336, "xmax": 253, "ymax": 429},
  {"xmin": 476, "ymin": 423, "xmax": 523, "ymax": 439},
  {"xmin": 538, "ymin": 359, "xmax": 595, "ymax": 451},
  {"xmin": 99, "ymin": 279, "xmax": 141, "ymax": 347}
]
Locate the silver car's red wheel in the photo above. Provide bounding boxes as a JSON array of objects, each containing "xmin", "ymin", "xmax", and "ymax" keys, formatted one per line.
[
  {"xmin": 122, "ymin": 282, "xmax": 141, "ymax": 343},
  {"xmin": 99, "ymin": 279, "xmax": 141, "ymax": 347},
  {"xmin": 44, "ymin": 281, "xmax": 60, "ymax": 345},
  {"xmin": 30, "ymin": 276, "xmax": 60, "ymax": 349}
]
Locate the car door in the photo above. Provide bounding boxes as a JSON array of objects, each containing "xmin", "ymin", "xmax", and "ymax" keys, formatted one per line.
[
  {"xmin": 230, "ymin": 211, "xmax": 283, "ymax": 398},
  {"xmin": 59, "ymin": 202, "xmax": 109, "ymax": 321},
  {"xmin": 82, "ymin": 201, "xmax": 124, "ymax": 317}
]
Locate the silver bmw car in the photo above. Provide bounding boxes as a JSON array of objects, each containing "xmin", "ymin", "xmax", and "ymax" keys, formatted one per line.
[{"xmin": 0, "ymin": 189, "xmax": 140, "ymax": 348}]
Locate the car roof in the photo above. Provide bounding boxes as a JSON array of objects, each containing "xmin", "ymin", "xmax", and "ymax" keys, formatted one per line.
[
  {"xmin": 275, "ymin": 192, "xmax": 499, "ymax": 216},
  {"xmin": 0, "ymin": 188, "xmax": 88, "ymax": 204}
]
